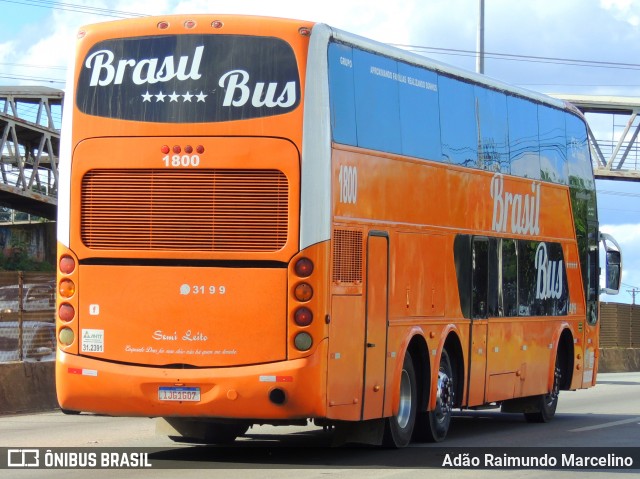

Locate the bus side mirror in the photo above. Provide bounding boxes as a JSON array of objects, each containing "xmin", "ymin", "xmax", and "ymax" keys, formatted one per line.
[{"xmin": 600, "ymin": 232, "xmax": 622, "ymax": 295}]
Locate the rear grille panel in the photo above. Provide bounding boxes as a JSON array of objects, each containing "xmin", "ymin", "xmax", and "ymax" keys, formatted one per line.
[
  {"xmin": 81, "ymin": 169, "xmax": 289, "ymax": 252},
  {"xmin": 332, "ymin": 228, "xmax": 363, "ymax": 284}
]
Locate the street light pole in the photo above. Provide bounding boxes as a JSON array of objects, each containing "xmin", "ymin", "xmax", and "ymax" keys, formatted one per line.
[{"xmin": 477, "ymin": 0, "xmax": 485, "ymax": 74}]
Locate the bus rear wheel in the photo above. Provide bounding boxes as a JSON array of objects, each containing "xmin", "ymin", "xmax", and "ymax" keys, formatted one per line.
[
  {"xmin": 425, "ymin": 349, "xmax": 454, "ymax": 442},
  {"xmin": 383, "ymin": 351, "xmax": 417, "ymax": 448}
]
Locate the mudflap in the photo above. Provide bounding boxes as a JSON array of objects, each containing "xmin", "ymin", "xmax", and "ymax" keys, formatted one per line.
[{"xmin": 332, "ymin": 419, "xmax": 386, "ymax": 446}]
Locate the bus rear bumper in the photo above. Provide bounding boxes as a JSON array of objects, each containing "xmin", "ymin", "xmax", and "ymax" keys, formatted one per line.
[{"xmin": 56, "ymin": 339, "xmax": 328, "ymax": 420}]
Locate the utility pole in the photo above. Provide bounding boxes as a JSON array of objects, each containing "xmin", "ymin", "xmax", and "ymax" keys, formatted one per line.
[
  {"xmin": 476, "ymin": 0, "xmax": 485, "ymax": 74},
  {"xmin": 627, "ymin": 288, "xmax": 640, "ymax": 305}
]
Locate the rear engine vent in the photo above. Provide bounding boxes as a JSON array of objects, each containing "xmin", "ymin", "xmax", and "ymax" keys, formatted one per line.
[
  {"xmin": 332, "ymin": 229, "xmax": 363, "ymax": 284},
  {"xmin": 81, "ymin": 169, "xmax": 288, "ymax": 252}
]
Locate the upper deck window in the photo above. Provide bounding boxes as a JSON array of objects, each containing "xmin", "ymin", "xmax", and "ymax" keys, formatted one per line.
[{"xmin": 77, "ymin": 34, "xmax": 300, "ymax": 123}]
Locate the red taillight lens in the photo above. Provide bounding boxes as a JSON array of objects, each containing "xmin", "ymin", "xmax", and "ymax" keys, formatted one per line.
[
  {"xmin": 59, "ymin": 255, "xmax": 76, "ymax": 274},
  {"xmin": 161, "ymin": 145, "xmax": 170, "ymax": 154},
  {"xmin": 294, "ymin": 307, "xmax": 313, "ymax": 327},
  {"xmin": 59, "ymin": 303, "xmax": 75, "ymax": 322},
  {"xmin": 172, "ymin": 145, "xmax": 181, "ymax": 154},
  {"xmin": 294, "ymin": 283, "xmax": 313, "ymax": 302},
  {"xmin": 294, "ymin": 258, "xmax": 314, "ymax": 277}
]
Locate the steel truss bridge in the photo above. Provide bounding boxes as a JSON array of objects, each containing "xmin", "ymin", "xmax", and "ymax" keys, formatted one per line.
[
  {"xmin": 0, "ymin": 86, "xmax": 61, "ymax": 220},
  {"xmin": 553, "ymin": 94, "xmax": 640, "ymax": 181},
  {"xmin": 0, "ymin": 89, "xmax": 639, "ymax": 222}
]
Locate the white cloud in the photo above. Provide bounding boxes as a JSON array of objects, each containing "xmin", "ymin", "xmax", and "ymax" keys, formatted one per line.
[{"xmin": 600, "ymin": 0, "xmax": 640, "ymax": 27}]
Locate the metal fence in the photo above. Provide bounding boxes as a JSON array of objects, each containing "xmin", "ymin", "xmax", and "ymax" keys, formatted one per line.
[
  {"xmin": 0, "ymin": 271, "xmax": 55, "ymax": 363},
  {"xmin": 600, "ymin": 302, "xmax": 640, "ymax": 348}
]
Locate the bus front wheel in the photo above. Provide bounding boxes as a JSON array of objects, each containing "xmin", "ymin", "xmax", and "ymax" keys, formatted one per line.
[
  {"xmin": 524, "ymin": 355, "xmax": 561, "ymax": 423},
  {"xmin": 383, "ymin": 351, "xmax": 417, "ymax": 448}
]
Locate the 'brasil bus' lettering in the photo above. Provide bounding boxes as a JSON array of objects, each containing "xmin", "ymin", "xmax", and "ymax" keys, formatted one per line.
[
  {"xmin": 219, "ymin": 69, "xmax": 297, "ymax": 108},
  {"xmin": 491, "ymin": 173, "xmax": 541, "ymax": 236},
  {"xmin": 535, "ymin": 242, "xmax": 564, "ymax": 300},
  {"xmin": 85, "ymin": 46, "xmax": 204, "ymax": 86}
]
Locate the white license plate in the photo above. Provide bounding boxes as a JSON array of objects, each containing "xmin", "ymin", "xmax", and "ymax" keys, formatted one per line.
[{"xmin": 158, "ymin": 386, "xmax": 200, "ymax": 402}]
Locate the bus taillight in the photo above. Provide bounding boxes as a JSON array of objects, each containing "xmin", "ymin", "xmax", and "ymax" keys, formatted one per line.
[
  {"xmin": 59, "ymin": 279, "xmax": 76, "ymax": 299},
  {"xmin": 294, "ymin": 307, "xmax": 313, "ymax": 327},
  {"xmin": 59, "ymin": 255, "xmax": 76, "ymax": 274},
  {"xmin": 294, "ymin": 258, "xmax": 314, "ymax": 277},
  {"xmin": 59, "ymin": 328, "xmax": 74, "ymax": 346},
  {"xmin": 294, "ymin": 332, "xmax": 313, "ymax": 351},
  {"xmin": 59, "ymin": 303, "xmax": 75, "ymax": 322},
  {"xmin": 294, "ymin": 283, "xmax": 313, "ymax": 302}
]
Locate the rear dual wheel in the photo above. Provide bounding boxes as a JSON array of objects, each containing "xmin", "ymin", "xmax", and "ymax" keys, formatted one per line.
[
  {"xmin": 420, "ymin": 349, "xmax": 454, "ymax": 442},
  {"xmin": 383, "ymin": 352, "xmax": 417, "ymax": 448}
]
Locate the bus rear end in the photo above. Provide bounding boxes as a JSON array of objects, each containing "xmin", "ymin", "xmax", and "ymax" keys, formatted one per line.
[{"xmin": 56, "ymin": 15, "xmax": 330, "ymax": 431}]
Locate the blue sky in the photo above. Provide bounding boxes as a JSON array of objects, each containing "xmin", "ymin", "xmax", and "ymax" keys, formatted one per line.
[{"xmin": 1, "ymin": 0, "xmax": 640, "ymax": 303}]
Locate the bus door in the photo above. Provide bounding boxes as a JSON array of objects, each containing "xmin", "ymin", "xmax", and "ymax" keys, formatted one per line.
[
  {"xmin": 466, "ymin": 237, "xmax": 489, "ymax": 406},
  {"xmin": 362, "ymin": 232, "xmax": 389, "ymax": 420}
]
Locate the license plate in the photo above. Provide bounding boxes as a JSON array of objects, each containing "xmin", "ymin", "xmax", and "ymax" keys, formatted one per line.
[{"xmin": 158, "ymin": 386, "xmax": 200, "ymax": 402}]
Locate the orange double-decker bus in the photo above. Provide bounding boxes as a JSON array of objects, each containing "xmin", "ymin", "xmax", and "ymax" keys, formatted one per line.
[{"xmin": 56, "ymin": 14, "xmax": 622, "ymax": 447}]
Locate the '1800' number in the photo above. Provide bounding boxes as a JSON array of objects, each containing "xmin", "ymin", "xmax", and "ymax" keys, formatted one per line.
[
  {"xmin": 163, "ymin": 155, "xmax": 200, "ymax": 167},
  {"xmin": 339, "ymin": 165, "xmax": 358, "ymax": 204}
]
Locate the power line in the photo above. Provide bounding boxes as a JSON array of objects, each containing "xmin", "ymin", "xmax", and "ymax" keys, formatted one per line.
[
  {"xmin": 392, "ymin": 43, "xmax": 640, "ymax": 72},
  {"xmin": 0, "ymin": 62, "xmax": 66, "ymax": 71},
  {"xmin": 0, "ymin": 0, "xmax": 146, "ymax": 18},
  {"xmin": 0, "ymin": 73, "xmax": 64, "ymax": 84},
  {"xmin": 599, "ymin": 190, "xmax": 640, "ymax": 199}
]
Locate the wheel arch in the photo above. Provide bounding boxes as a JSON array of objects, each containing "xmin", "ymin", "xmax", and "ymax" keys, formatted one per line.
[
  {"xmin": 556, "ymin": 327, "xmax": 575, "ymax": 391},
  {"xmin": 443, "ymin": 332, "xmax": 465, "ymax": 408},
  {"xmin": 407, "ymin": 333, "xmax": 430, "ymax": 415}
]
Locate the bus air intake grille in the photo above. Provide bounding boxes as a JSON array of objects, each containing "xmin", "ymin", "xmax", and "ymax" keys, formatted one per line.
[
  {"xmin": 332, "ymin": 229, "xmax": 363, "ymax": 284},
  {"xmin": 81, "ymin": 169, "xmax": 289, "ymax": 252}
]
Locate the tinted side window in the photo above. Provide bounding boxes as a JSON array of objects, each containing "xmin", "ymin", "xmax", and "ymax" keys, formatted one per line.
[
  {"xmin": 518, "ymin": 241, "xmax": 568, "ymax": 316},
  {"xmin": 476, "ymin": 87, "xmax": 509, "ymax": 173},
  {"xmin": 501, "ymin": 239, "xmax": 518, "ymax": 317},
  {"xmin": 538, "ymin": 106, "xmax": 568, "ymax": 184},
  {"xmin": 507, "ymin": 96, "xmax": 540, "ymax": 179},
  {"xmin": 472, "ymin": 238, "xmax": 489, "ymax": 318},
  {"xmin": 439, "ymin": 76, "xmax": 478, "ymax": 166}
]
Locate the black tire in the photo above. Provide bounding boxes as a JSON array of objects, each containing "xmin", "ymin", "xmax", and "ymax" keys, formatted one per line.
[
  {"xmin": 425, "ymin": 349, "xmax": 454, "ymax": 442},
  {"xmin": 525, "ymin": 355, "xmax": 561, "ymax": 423},
  {"xmin": 202, "ymin": 423, "xmax": 250, "ymax": 444},
  {"xmin": 60, "ymin": 408, "xmax": 81, "ymax": 415},
  {"xmin": 383, "ymin": 351, "xmax": 417, "ymax": 448}
]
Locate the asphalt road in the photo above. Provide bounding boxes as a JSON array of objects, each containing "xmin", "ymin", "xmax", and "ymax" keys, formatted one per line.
[{"xmin": 1, "ymin": 371, "xmax": 638, "ymax": 479}]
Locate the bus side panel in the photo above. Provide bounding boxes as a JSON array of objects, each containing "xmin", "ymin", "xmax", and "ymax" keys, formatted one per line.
[{"xmin": 326, "ymin": 294, "xmax": 366, "ymax": 420}]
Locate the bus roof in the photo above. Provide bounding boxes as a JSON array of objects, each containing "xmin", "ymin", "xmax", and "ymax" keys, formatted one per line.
[{"xmin": 323, "ymin": 24, "xmax": 568, "ymax": 112}]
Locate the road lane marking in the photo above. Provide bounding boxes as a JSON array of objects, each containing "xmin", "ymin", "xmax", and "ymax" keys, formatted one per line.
[{"xmin": 570, "ymin": 417, "xmax": 640, "ymax": 432}]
